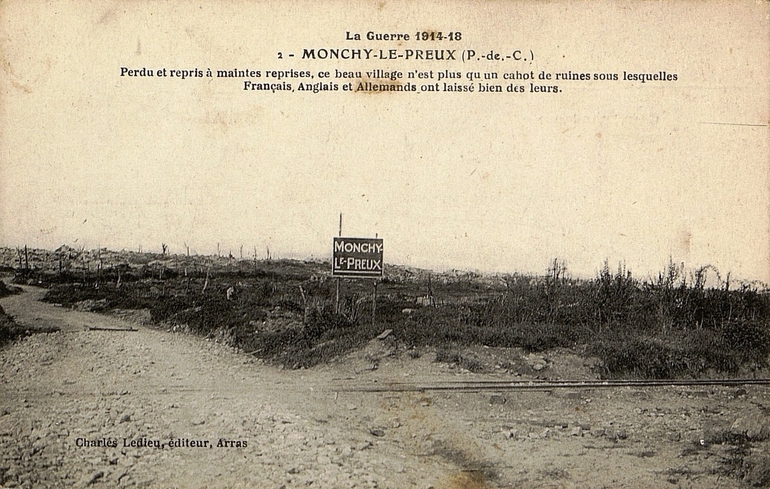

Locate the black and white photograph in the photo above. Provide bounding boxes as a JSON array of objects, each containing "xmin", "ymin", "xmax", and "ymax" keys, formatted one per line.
[{"xmin": 1, "ymin": 1, "xmax": 769, "ymax": 487}]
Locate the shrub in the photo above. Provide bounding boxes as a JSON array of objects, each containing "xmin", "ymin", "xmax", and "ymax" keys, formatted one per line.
[
  {"xmin": 0, "ymin": 281, "xmax": 20, "ymax": 299},
  {"xmin": 719, "ymin": 319, "xmax": 770, "ymax": 367},
  {"xmin": 591, "ymin": 337, "xmax": 690, "ymax": 379},
  {"xmin": 0, "ymin": 305, "xmax": 24, "ymax": 347},
  {"xmin": 303, "ymin": 309, "xmax": 355, "ymax": 340},
  {"xmin": 434, "ymin": 348, "xmax": 484, "ymax": 372}
]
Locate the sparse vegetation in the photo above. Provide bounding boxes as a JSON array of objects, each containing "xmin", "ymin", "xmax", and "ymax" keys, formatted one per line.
[
  {"xmin": 679, "ymin": 426, "xmax": 770, "ymax": 487},
  {"xmin": 2, "ymin": 247, "xmax": 768, "ymax": 377},
  {"xmin": 0, "ymin": 280, "xmax": 39, "ymax": 347},
  {"xmin": 434, "ymin": 347, "xmax": 485, "ymax": 372},
  {"xmin": 0, "ymin": 280, "xmax": 21, "ymax": 299},
  {"xmin": 0, "ymin": 304, "xmax": 58, "ymax": 348},
  {"xmin": 0, "ymin": 305, "xmax": 23, "ymax": 347}
]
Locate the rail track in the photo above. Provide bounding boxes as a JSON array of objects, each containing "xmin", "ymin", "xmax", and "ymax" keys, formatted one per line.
[{"xmin": 335, "ymin": 377, "xmax": 770, "ymax": 393}]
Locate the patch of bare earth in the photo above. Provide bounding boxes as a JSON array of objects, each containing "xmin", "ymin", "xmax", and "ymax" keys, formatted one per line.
[{"xmin": 1, "ymin": 287, "xmax": 768, "ymax": 488}]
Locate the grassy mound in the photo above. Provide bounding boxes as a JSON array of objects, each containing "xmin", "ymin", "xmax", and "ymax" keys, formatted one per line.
[
  {"xmin": 0, "ymin": 305, "xmax": 27, "ymax": 347},
  {"xmin": 29, "ymin": 258, "xmax": 770, "ymax": 376},
  {"xmin": 0, "ymin": 280, "xmax": 21, "ymax": 299}
]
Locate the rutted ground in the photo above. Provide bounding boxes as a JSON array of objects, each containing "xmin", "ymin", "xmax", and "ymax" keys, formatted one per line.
[{"xmin": 1, "ymin": 286, "xmax": 768, "ymax": 488}]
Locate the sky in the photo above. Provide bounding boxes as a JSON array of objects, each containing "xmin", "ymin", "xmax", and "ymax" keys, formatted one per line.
[{"xmin": 2, "ymin": 0, "xmax": 769, "ymax": 282}]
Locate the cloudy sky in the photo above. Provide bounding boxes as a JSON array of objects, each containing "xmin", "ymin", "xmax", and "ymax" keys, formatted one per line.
[{"xmin": 2, "ymin": 0, "xmax": 768, "ymax": 282}]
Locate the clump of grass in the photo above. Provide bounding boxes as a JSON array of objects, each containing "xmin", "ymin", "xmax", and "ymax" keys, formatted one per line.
[
  {"xmin": 0, "ymin": 305, "xmax": 58, "ymax": 348},
  {"xmin": 302, "ymin": 309, "xmax": 355, "ymax": 340},
  {"xmin": 590, "ymin": 337, "xmax": 689, "ymax": 379},
  {"xmin": 435, "ymin": 347, "xmax": 484, "ymax": 372},
  {"xmin": 688, "ymin": 428, "xmax": 770, "ymax": 486},
  {"xmin": 434, "ymin": 348, "xmax": 462, "ymax": 364},
  {"xmin": 0, "ymin": 305, "xmax": 25, "ymax": 347},
  {"xmin": 0, "ymin": 281, "xmax": 21, "ymax": 299}
]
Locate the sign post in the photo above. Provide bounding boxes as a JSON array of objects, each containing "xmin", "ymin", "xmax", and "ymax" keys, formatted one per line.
[
  {"xmin": 332, "ymin": 236, "xmax": 383, "ymax": 324},
  {"xmin": 332, "ymin": 237, "xmax": 384, "ymax": 278}
]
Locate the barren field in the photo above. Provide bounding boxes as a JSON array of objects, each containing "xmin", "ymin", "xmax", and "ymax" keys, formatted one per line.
[{"xmin": 1, "ymin": 284, "xmax": 768, "ymax": 488}]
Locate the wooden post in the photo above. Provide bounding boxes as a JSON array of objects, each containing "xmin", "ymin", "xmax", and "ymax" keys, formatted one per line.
[
  {"xmin": 299, "ymin": 285, "xmax": 309, "ymax": 323},
  {"xmin": 335, "ymin": 278, "xmax": 340, "ymax": 314},
  {"xmin": 372, "ymin": 280, "xmax": 378, "ymax": 327}
]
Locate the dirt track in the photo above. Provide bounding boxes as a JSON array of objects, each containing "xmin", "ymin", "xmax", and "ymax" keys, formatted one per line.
[{"xmin": 1, "ymin": 286, "xmax": 769, "ymax": 488}]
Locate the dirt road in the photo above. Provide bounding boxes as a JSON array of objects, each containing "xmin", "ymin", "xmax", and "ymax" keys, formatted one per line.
[{"xmin": 1, "ymin": 286, "xmax": 769, "ymax": 488}]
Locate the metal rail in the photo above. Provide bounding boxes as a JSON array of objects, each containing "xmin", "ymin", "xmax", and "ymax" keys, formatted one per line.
[
  {"xmin": 336, "ymin": 378, "xmax": 770, "ymax": 393},
  {"xmin": 86, "ymin": 326, "xmax": 138, "ymax": 332}
]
